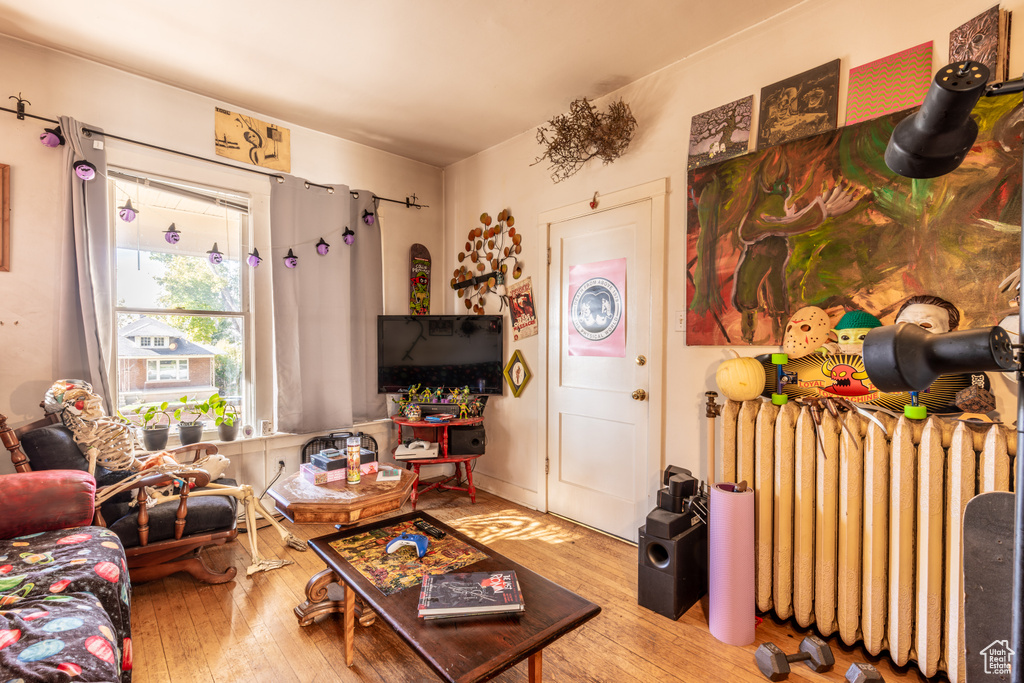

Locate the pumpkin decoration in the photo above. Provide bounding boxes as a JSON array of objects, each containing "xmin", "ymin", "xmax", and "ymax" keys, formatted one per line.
[{"xmin": 715, "ymin": 351, "xmax": 766, "ymax": 402}]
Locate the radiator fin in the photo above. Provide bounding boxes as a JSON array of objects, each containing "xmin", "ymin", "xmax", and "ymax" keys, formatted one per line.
[{"xmin": 718, "ymin": 397, "xmax": 1016, "ymax": 682}]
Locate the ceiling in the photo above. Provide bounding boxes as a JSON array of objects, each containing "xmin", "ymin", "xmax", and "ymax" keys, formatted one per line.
[{"xmin": 0, "ymin": 0, "xmax": 805, "ymax": 168}]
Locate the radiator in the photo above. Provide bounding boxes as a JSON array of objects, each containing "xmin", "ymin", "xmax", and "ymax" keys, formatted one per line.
[{"xmin": 718, "ymin": 399, "xmax": 1016, "ymax": 682}]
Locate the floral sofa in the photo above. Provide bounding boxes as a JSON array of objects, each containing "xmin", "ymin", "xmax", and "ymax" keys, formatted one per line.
[{"xmin": 0, "ymin": 470, "xmax": 131, "ymax": 682}]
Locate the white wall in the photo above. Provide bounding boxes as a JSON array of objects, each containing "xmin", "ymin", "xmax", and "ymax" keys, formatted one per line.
[
  {"xmin": 0, "ymin": 35, "xmax": 443, "ymax": 474},
  {"xmin": 444, "ymin": 0, "xmax": 1024, "ymax": 509}
]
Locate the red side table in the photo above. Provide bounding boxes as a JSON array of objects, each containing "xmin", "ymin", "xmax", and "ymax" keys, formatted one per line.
[{"xmin": 391, "ymin": 416, "xmax": 484, "ymax": 510}]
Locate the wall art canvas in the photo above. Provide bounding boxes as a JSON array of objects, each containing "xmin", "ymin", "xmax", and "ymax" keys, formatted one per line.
[
  {"xmin": 846, "ymin": 42, "xmax": 933, "ymax": 125},
  {"xmin": 686, "ymin": 96, "xmax": 1021, "ymax": 346},
  {"xmin": 688, "ymin": 95, "xmax": 753, "ymax": 170},
  {"xmin": 950, "ymin": 5, "xmax": 1011, "ymax": 83},
  {"xmin": 508, "ymin": 276, "xmax": 538, "ymax": 341},
  {"xmin": 214, "ymin": 108, "xmax": 291, "ymax": 172},
  {"xmin": 568, "ymin": 258, "xmax": 626, "ymax": 357},
  {"xmin": 757, "ymin": 59, "xmax": 841, "ymax": 150}
]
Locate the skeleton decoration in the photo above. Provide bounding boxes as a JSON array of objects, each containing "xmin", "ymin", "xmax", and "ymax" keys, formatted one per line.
[{"xmin": 45, "ymin": 380, "xmax": 307, "ymax": 575}]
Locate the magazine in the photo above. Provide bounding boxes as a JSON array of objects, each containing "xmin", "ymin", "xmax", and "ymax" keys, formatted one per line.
[{"xmin": 418, "ymin": 570, "xmax": 524, "ymax": 618}]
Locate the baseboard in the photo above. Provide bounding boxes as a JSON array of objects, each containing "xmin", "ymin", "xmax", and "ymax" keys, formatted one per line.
[{"xmin": 472, "ymin": 472, "xmax": 540, "ymax": 511}]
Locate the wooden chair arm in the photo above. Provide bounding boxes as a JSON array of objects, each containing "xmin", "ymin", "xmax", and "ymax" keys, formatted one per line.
[
  {"xmin": 96, "ymin": 469, "xmax": 212, "ymax": 496},
  {"xmin": 165, "ymin": 442, "xmax": 220, "ymax": 464}
]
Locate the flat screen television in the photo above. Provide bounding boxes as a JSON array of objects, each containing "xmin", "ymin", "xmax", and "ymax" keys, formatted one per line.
[{"xmin": 377, "ymin": 315, "xmax": 504, "ymax": 394}]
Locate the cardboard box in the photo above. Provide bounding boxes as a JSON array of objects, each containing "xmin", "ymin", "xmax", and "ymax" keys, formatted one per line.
[{"xmin": 300, "ymin": 461, "xmax": 379, "ymax": 486}]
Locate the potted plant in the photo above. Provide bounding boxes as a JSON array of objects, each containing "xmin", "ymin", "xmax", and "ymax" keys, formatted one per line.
[
  {"xmin": 173, "ymin": 395, "xmax": 208, "ymax": 446},
  {"xmin": 208, "ymin": 394, "xmax": 240, "ymax": 441},
  {"xmin": 133, "ymin": 402, "xmax": 170, "ymax": 451}
]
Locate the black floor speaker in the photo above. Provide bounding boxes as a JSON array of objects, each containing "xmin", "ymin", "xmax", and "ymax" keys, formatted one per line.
[
  {"xmin": 448, "ymin": 425, "xmax": 486, "ymax": 455},
  {"xmin": 637, "ymin": 522, "xmax": 708, "ymax": 620}
]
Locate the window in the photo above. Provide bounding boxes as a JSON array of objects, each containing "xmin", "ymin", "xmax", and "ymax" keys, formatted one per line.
[
  {"xmin": 112, "ymin": 169, "xmax": 252, "ymax": 428},
  {"xmin": 146, "ymin": 359, "xmax": 189, "ymax": 381}
]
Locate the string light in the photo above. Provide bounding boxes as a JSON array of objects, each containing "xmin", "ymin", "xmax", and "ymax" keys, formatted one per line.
[
  {"xmin": 73, "ymin": 160, "xmax": 96, "ymax": 181},
  {"xmin": 118, "ymin": 198, "xmax": 138, "ymax": 223},
  {"xmin": 40, "ymin": 126, "xmax": 65, "ymax": 147},
  {"xmin": 163, "ymin": 223, "xmax": 181, "ymax": 244},
  {"xmin": 207, "ymin": 243, "xmax": 224, "ymax": 265}
]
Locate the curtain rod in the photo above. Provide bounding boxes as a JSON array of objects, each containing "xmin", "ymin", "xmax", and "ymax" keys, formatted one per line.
[{"xmin": 0, "ymin": 103, "xmax": 428, "ymax": 209}]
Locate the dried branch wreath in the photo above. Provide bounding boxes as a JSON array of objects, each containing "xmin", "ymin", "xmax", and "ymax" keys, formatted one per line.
[
  {"xmin": 451, "ymin": 209, "xmax": 523, "ymax": 314},
  {"xmin": 533, "ymin": 97, "xmax": 637, "ymax": 182}
]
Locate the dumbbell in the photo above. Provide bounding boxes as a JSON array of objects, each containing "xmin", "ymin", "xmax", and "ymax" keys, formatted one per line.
[
  {"xmin": 754, "ymin": 635, "xmax": 835, "ymax": 680},
  {"xmin": 845, "ymin": 662, "xmax": 884, "ymax": 682}
]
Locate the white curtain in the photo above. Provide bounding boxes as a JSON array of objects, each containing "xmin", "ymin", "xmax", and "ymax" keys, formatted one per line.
[
  {"xmin": 56, "ymin": 117, "xmax": 114, "ymax": 413},
  {"xmin": 270, "ymin": 178, "xmax": 385, "ymax": 433}
]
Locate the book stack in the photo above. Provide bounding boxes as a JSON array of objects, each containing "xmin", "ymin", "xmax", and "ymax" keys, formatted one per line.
[
  {"xmin": 300, "ymin": 461, "xmax": 379, "ymax": 485},
  {"xmin": 417, "ymin": 570, "xmax": 524, "ymax": 619}
]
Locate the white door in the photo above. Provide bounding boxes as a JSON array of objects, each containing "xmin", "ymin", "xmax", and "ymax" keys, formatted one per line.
[{"xmin": 546, "ymin": 198, "xmax": 656, "ymax": 542}]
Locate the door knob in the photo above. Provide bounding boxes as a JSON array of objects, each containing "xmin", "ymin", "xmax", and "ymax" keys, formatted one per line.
[{"xmin": 632, "ymin": 389, "xmax": 647, "ymax": 401}]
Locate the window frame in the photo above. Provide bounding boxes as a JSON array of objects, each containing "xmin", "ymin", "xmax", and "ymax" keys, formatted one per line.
[{"xmin": 108, "ymin": 165, "xmax": 257, "ymax": 429}]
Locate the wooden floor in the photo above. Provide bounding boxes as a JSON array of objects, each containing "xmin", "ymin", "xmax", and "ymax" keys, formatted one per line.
[{"xmin": 131, "ymin": 488, "xmax": 938, "ymax": 682}]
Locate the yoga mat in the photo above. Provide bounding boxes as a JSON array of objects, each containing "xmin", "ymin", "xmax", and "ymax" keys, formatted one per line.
[{"xmin": 708, "ymin": 482, "xmax": 755, "ymax": 645}]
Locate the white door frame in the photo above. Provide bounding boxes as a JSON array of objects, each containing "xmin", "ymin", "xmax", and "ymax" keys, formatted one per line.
[{"xmin": 535, "ymin": 178, "xmax": 669, "ymax": 514}]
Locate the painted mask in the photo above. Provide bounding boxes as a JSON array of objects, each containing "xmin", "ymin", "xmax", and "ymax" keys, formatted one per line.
[
  {"xmin": 782, "ymin": 306, "xmax": 832, "ymax": 358},
  {"xmin": 895, "ymin": 304, "xmax": 950, "ymax": 333}
]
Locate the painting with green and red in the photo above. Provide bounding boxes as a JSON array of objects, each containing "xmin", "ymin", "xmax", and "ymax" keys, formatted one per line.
[{"xmin": 686, "ymin": 95, "xmax": 1022, "ymax": 346}]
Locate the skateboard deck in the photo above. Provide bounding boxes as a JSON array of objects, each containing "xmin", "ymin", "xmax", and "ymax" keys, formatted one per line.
[
  {"xmin": 410, "ymin": 244, "xmax": 430, "ymax": 315},
  {"xmin": 756, "ymin": 352, "xmax": 988, "ymax": 414},
  {"xmin": 963, "ymin": 491, "xmax": 1014, "ymax": 682}
]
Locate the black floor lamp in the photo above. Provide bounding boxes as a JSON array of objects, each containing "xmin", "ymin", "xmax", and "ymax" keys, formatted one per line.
[{"xmin": 863, "ymin": 60, "xmax": 1024, "ymax": 681}]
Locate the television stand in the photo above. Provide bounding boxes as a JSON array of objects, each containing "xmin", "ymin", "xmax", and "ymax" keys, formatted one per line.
[{"xmin": 391, "ymin": 416, "xmax": 484, "ymax": 509}]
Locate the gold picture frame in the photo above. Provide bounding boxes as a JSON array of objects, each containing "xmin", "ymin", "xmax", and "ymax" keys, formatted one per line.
[
  {"xmin": 503, "ymin": 349, "xmax": 532, "ymax": 398},
  {"xmin": 0, "ymin": 164, "xmax": 9, "ymax": 272}
]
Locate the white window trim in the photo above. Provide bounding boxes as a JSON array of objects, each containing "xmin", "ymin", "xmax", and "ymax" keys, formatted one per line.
[{"xmin": 106, "ymin": 145, "xmax": 272, "ymax": 431}]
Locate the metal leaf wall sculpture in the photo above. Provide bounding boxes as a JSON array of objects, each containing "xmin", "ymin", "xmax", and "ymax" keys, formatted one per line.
[{"xmin": 451, "ymin": 210, "xmax": 523, "ymax": 314}]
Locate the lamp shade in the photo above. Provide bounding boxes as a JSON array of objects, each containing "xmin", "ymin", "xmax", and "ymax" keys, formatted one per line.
[
  {"xmin": 862, "ymin": 323, "xmax": 1015, "ymax": 393},
  {"xmin": 884, "ymin": 61, "xmax": 989, "ymax": 178}
]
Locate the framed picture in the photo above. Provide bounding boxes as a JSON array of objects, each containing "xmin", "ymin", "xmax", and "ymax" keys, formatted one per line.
[
  {"xmin": 503, "ymin": 349, "xmax": 532, "ymax": 398},
  {"xmin": 0, "ymin": 163, "xmax": 8, "ymax": 272}
]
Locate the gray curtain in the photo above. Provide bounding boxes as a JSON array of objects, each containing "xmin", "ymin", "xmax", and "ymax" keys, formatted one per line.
[
  {"xmin": 56, "ymin": 117, "xmax": 114, "ymax": 413},
  {"xmin": 270, "ymin": 178, "xmax": 385, "ymax": 433}
]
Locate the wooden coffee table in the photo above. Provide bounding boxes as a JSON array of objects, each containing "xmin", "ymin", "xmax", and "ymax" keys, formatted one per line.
[
  {"xmin": 305, "ymin": 512, "xmax": 601, "ymax": 682},
  {"xmin": 267, "ymin": 468, "xmax": 417, "ymax": 525}
]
